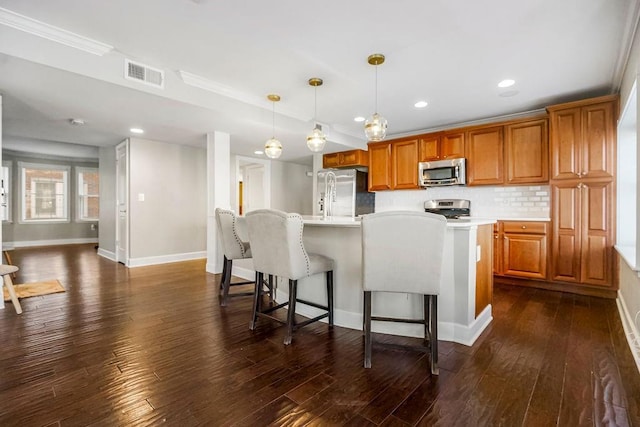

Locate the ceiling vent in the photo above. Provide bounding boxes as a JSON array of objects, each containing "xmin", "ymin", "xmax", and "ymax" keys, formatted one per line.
[{"xmin": 124, "ymin": 59, "xmax": 164, "ymax": 89}]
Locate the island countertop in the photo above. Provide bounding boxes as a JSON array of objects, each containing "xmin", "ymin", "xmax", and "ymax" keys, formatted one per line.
[{"xmin": 301, "ymin": 215, "xmax": 496, "ymax": 228}]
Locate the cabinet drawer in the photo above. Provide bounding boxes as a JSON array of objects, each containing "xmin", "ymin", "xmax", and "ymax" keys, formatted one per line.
[{"xmin": 502, "ymin": 221, "xmax": 548, "ymax": 234}]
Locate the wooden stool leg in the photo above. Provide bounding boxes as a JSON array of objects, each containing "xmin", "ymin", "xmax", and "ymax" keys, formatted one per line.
[
  {"xmin": 4, "ymin": 274, "xmax": 22, "ymax": 314},
  {"xmin": 3, "ymin": 251, "xmax": 16, "ymax": 279}
]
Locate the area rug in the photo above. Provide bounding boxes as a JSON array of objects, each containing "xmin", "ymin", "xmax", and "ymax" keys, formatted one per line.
[{"xmin": 3, "ymin": 279, "xmax": 65, "ymax": 301}]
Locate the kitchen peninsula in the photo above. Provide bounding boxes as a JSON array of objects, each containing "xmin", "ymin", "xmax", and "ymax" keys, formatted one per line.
[{"xmin": 278, "ymin": 215, "xmax": 495, "ymax": 346}]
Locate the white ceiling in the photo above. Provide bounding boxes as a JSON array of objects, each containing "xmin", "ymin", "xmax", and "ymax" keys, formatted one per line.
[{"xmin": 0, "ymin": 0, "xmax": 637, "ymax": 165}]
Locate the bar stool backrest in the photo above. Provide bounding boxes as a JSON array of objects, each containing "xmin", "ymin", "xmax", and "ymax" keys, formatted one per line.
[
  {"xmin": 361, "ymin": 211, "xmax": 447, "ymax": 295},
  {"xmin": 245, "ymin": 209, "xmax": 310, "ymax": 281},
  {"xmin": 215, "ymin": 208, "xmax": 250, "ymax": 260}
]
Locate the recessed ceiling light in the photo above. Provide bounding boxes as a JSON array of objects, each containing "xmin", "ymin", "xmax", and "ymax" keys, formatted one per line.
[
  {"xmin": 130, "ymin": 127, "xmax": 144, "ymax": 134},
  {"xmin": 254, "ymin": 150, "xmax": 264, "ymax": 155},
  {"xmin": 414, "ymin": 101, "xmax": 428, "ymax": 108},
  {"xmin": 354, "ymin": 116, "xmax": 365, "ymax": 122},
  {"xmin": 498, "ymin": 79, "xmax": 515, "ymax": 88}
]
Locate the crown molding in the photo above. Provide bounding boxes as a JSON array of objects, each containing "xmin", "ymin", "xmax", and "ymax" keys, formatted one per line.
[
  {"xmin": 178, "ymin": 70, "xmax": 310, "ymax": 122},
  {"xmin": 0, "ymin": 7, "xmax": 113, "ymax": 56}
]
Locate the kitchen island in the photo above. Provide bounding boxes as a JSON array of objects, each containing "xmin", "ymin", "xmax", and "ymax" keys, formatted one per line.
[{"xmin": 277, "ymin": 215, "xmax": 496, "ymax": 346}]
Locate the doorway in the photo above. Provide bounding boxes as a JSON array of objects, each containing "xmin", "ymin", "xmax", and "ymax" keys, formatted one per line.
[
  {"xmin": 115, "ymin": 140, "xmax": 129, "ymax": 264},
  {"xmin": 235, "ymin": 156, "xmax": 270, "ymax": 215}
]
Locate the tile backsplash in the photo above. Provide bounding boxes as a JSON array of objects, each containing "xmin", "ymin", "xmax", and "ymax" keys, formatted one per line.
[{"xmin": 374, "ymin": 185, "xmax": 550, "ymax": 218}]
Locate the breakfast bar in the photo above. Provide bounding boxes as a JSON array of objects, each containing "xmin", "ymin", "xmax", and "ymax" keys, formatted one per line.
[{"xmin": 274, "ymin": 215, "xmax": 496, "ymax": 346}]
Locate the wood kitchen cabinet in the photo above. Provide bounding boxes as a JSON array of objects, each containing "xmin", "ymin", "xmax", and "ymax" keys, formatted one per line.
[
  {"xmin": 551, "ymin": 179, "xmax": 614, "ymax": 287},
  {"xmin": 323, "ymin": 149, "xmax": 368, "ymax": 169},
  {"xmin": 548, "ymin": 95, "xmax": 617, "ymax": 180},
  {"xmin": 494, "ymin": 220, "xmax": 549, "ymax": 280},
  {"xmin": 367, "ymin": 142, "xmax": 392, "ymax": 191},
  {"xmin": 368, "ymin": 138, "xmax": 419, "ymax": 191},
  {"xmin": 476, "ymin": 224, "xmax": 493, "ymax": 317},
  {"xmin": 505, "ymin": 119, "xmax": 549, "ymax": 184},
  {"xmin": 466, "ymin": 126, "xmax": 504, "ymax": 185},
  {"xmin": 419, "ymin": 131, "xmax": 465, "ymax": 162}
]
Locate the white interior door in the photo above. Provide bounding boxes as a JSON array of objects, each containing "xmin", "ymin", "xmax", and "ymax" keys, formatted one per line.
[
  {"xmin": 243, "ymin": 164, "xmax": 266, "ymax": 213},
  {"xmin": 115, "ymin": 141, "xmax": 129, "ymax": 264}
]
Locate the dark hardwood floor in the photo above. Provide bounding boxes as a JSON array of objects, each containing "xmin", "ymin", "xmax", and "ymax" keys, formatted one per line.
[{"xmin": 1, "ymin": 244, "xmax": 639, "ymax": 426}]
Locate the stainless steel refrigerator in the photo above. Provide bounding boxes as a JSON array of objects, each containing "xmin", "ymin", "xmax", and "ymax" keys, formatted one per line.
[{"xmin": 316, "ymin": 169, "xmax": 375, "ymax": 217}]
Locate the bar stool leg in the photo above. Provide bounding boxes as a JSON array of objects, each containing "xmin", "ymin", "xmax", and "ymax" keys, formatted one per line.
[
  {"xmin": 326, "ymin": 271, "xmax": 334, "ymax": 326},
  {"xmin": 219, "ymin": 255, "xmax": 227, "ymax": 291},
  {"xmin": 220, "ymin": 257, "xmax": 233, "ymax": 306},
  {"xmin": 430, "ymin": 295, "xmax": 439, "ymax": 375},
  {"xmin": 249, "ymin": 272, "xmax": 263, "ymax": 330},
  {"xmin": 284, "ymin": 279, "xmax": 297, "ymax": 345},
  {"xmin": 3, "ymin": 274, "xmax": 22, "ymax": 315},
  {"xmin": 363, "ymin": 291, "xmax": 372, "ymax": 368}
]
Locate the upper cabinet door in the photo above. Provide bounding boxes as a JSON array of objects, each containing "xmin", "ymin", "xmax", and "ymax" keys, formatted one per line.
[
  {"xmin": 392, "ymin": 139, "xmax": 419, "ymax": 189},
  {"xmin": 581, "ymin": 102, "xmax": 615, "ymax": 179},
  {"xmin": 466, "ymin": 126, "xmax": 504, "ymax": 186},
  {"xmin": 548, "ymin": 96, "xmax": 616, "ymax": 180},
  {"xmin": 550, "ymin": 107, "xmax": 581, "ymax": 180},
  {"xmin": 441, "ymin": 132, "xmax": 465, "ymax": 159},
  {"xmin": 368, "ymin": 142, "xmax": 392, "ymax": 191},
  {"xmin": 419, "ymin": 134, "xmax": 440, "ymax": 162},
  {"xmin": 505, "ymin": 119, "xmax": 549, "ymax": 184}
]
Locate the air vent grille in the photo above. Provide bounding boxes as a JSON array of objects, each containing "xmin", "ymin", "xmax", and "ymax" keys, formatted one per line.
[{"xmin": 124, "ymin": 59, "xmax": 164, "ymax": 89}]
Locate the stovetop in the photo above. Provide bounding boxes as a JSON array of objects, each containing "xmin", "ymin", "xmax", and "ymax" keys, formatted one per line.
[{"xmin": 424, "ymin": 199, "xmax": 471, "ymax": 219}]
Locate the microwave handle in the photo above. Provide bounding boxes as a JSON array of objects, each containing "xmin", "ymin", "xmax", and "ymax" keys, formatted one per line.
[{"xmin": 454, "ymin": 165, "xmax": 459, "ymax": 178}]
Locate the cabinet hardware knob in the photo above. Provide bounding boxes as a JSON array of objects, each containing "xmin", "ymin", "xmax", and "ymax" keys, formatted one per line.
[{"xmin": 522, "ymin": 226, "xmax": 526, "ymax": 229}]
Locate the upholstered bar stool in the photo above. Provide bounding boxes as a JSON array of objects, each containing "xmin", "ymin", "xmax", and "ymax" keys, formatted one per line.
[
  {"xmin": 361, "ymin": 211, "xmax": 446, "ymax": 374},
  {"xmin": 215, "ymin": 208, "xmax": 272, "ymax": 306},
  {"xmin": 1, "ymin": 264, "xmax": 22, "ymax": 314},
  {"xmin": 245, "ymin": 209, "xmax": 334, "ymax": 345}
]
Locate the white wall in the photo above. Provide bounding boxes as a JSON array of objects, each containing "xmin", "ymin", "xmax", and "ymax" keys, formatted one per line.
[
  {"xmin": 270, "ymin": 161, "xmax": 313, "ymax": 215},
  {"xmin": 128, "ymin": 137, "xmax": 207, "ymax": 262}
]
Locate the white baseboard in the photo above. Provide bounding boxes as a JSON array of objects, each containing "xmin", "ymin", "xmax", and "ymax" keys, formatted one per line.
[
  {"xmin": 617, "ymin": 291, "xmax": 640, "ymax": 374},
  {"xmin": 6, "ymin": 238, "xmax": 98, "ymax": 248},
  {"xmin": 273, "ymin": 288, "xmax": 492, "ymax": 346},
  {"xmin": 97, "ymin": 248, "xmax": 116, "ymax": 261},
  {"xmin": 128, "ymin": 251, "xmax": 206, "ymax": 268}
]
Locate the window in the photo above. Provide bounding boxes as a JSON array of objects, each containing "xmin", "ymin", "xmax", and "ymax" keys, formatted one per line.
[
  {"xmin": 616, "ymin": 81, "xmax": 638, "ymax": 269},
  {"xmin": 77, "ymin": 167, "xmax": 99, "ymax": 221},
  {"xmin": 20, "ymin": 162, "xmax": 69, "ymax": 223},
  {"xmin": 1, "ymin": 161, "xmax": 11, "ymax": 222}
]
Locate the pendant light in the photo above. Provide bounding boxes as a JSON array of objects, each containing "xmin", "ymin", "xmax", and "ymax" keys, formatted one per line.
[
  {"xmin": 364, "ymin": 53, "xmax": 388, "ymax": 141},
  {"xmin": 306, "ymin": 77, "xmax": 327, "ymax": 152},
  {"xmin": 264, "ymin": 94, "xmax": 282, "ymax": 159}
]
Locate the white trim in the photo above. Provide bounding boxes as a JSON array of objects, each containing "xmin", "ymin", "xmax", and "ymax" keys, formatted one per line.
[
  {"xmin": 127, "ymin": 251, "xmax": 207, "ymax": 268},
  {"xmin": 179, "ymin": 70, "xmax": 310, "ymax": 122},
  {"xmin": 0, "ymin": 7, "xmax": 113, "ymax": 56},
  {"xmin": 617, "ymin": 291, "xmax": 640, "ymax": 374},
  {"xmin": 6, "ymin": 237, "xmax": 97, "ymax": 248},
  {"xmin": 97, "ymin": 248, "xmax": 116, "ymax": 261},
  {"xmin": 271, "ymin": 284, "xmax": 491, "ymax": 346}
]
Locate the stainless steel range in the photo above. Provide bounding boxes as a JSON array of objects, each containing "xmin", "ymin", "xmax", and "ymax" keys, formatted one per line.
[{"xmin": 424, "ymin": 199, "xmax": 471, "ymax": 219}]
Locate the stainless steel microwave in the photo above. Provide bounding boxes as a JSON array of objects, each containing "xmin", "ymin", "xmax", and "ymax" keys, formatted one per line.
[{"xmin": 418, "ymin": 158, "xmax": 466, "ymax": 187}]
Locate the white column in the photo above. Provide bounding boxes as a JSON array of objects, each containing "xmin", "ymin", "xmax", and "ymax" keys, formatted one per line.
[{"xmin": 206, "ymin": 131, "xmax": 231, "ymax": 273}]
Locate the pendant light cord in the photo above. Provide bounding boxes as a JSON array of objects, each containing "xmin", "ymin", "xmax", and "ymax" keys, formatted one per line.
[
  {"xmin": 374, "ymin": 64, "xmax": 378, "ymax": 115},
  {"xmin": 272, "ymin": 100, "xmax": 275, "ymax": 138}
]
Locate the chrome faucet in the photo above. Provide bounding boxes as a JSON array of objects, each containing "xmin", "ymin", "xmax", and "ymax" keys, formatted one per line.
[{"xmin": 323, "ymin": 171, "xmax": 337, "ymax": 219}]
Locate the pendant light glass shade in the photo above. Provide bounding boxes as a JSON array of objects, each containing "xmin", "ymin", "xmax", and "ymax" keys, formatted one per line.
[
  {"xmin": 365, "ymin": 53, "xmax": 387, "ymax": 141},
  {"xmin": 265, "ymin": 137, "xmax": 282, "ymax": 159},
  {"xmin": 306, "ymin": 77, "xmax": 326, "ymax": 152},
  {"xmin": 307, "ymin": 125, "xmax": 326, "ymax": 152},
  {"xmin": 265, "ymin": 94, "xmax": 282, "ymax": 159},
  {"xmin": 364, "ymin": 113, "xmax": 388, "ymax": 141}
]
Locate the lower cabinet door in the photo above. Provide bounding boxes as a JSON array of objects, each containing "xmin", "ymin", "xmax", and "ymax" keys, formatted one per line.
[{"xmin": 503, "ymin": 233, "xmax": 548, "ymax": 279}]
